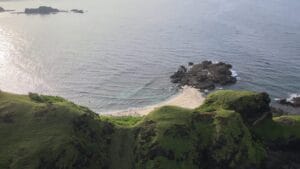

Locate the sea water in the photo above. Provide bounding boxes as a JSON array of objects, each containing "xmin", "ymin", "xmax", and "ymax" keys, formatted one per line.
[{"xmin": 0, "ymin": 0, "xmax": 299, "ymax": 113}]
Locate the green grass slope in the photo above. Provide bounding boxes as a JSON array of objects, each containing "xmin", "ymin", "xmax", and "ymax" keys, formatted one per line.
[
  {"xmin": 0, "ymin": 92, "xmax": 112, "ymax": 169},
  {"xmin": 252, "ymin": 115, "xmax": 300, "ymax": 169},
  {"xmin": 0, "ymin": 90, "xmax": 299, "ymax": 169},
  {"xmin": 253, "ymin": 115, "xmax": 300, "ymax": 141},
  {"xmin": 131, "ymin": 106, "xmax": 265, "ymax": 169}
]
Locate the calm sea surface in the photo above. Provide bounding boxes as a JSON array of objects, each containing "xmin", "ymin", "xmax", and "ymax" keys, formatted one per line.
[{"xmin": 0, "ymin": 0, "xmax": 300, "ymax": 113}]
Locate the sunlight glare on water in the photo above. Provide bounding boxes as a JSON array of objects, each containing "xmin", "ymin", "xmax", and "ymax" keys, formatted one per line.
[
  {"xmin": 0, "ymin": 26, "xmax": 50, "ymax": 93},
  {"xmin": 0, "ymin": 0, "xmax": 300, "ymax": 113}
]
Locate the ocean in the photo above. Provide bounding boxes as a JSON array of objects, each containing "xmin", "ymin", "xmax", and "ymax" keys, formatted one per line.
[{"xmin": 0, "ymin": 0, "xmax": 300, "ymax": 113}]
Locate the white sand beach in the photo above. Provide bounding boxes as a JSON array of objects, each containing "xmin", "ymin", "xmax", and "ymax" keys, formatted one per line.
[{"xmin": 105, "ymin": 86, "xmax": 205, "ymax": 116}]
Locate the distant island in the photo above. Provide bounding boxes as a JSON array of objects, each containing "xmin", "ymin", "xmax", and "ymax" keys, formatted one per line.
[
  {"xmin": 24, "ymin": 6, "xmax": 61, "ymax": 14},
  {"xmin": 0, "ymin": 6, "xmax": 14, "ymax": 13},
  {"xmin": 0, "ymin": 6, "xmax": 84, "ymax": 15}
]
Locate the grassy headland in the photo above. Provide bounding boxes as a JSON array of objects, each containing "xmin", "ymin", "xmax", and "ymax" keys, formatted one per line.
[{"xmin": 0, "ymin": 90, "xmax": 299, "ymax": 169}]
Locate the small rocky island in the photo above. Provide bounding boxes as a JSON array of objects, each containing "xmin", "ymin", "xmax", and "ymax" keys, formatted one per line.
[
  {"xmin": 171, "ymin": 61, "xmax": 237, "ymax": 90},
  {"xmin": 1, "ymin": 6, "xmax": 84, "ymax": 15},
  {"xmin": 24, "ymin": 6, "xmax": 61, "ymax": 14},
  {"xmin": 23, "ymin": 6, "xmax": 84, "ymax": 15},
  {"xmin": 71, "ymin": 9, "xmax": 84, "ymax": 13}
]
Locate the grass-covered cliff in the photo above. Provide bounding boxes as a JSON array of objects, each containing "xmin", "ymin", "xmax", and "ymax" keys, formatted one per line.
[
  {"xmin": 0, "ymin": 92, "xmax": 114, "ymax": 169},
  {"xmin": 0, "ymin": 90, "xmax": 299, "ymax": 169}
]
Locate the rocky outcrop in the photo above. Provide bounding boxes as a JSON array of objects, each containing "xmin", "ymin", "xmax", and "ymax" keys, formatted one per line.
[
  {"xmin": 278, "ymin": 96, "xmax": 300, "ymax": 107},
  {"xmin": 2, "ymin": 6, "xmax": 84, "ymax": 15},
  {"xmin": 198, "ymin": 90, "xmax": 271, "ymax": 125},
  {"xmin": 271, "ymin": 107, "xmax": 289, "ymax": 116},
  {"xmin": 24, "ymin": 6, "xmax": 60, "ymax": 14},
  {"xmin": 171, "ymin": 61, "xmax": 237, "ymax": 90},
  {"xmin": 71, "ymin": 9, "xmax": 84, "ymax": 13},
  {"xmin": 0, "ymin": 7, "xmax": 12, "ymax": 12}
]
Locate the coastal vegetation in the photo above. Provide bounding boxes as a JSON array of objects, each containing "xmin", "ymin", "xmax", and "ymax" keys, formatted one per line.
[{"xmin": 0, "ymin": 90, "xmax": 299, "ymax": 169}]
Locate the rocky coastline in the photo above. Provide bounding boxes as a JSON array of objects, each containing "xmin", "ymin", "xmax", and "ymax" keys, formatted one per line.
[{"xmin": 278, "ymin": 95, "xmax": 300, "ymax": 107}]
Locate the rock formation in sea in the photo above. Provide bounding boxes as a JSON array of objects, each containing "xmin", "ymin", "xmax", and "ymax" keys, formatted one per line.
[
  {"xmin": 170, "ymin": 60, "xmax": 237, "ymax": 90},
  {"xmin": 24, "ymin": 6, "xmax": 60, "ymax": 14},
  {"xmin": 71, "ymin": 9, "xmax": 84, "ymax": 13},
  {"xmin": 278, "ymin": 96, "xmax": 300, "ymax": 107},
  {"xmin": 0, "ymin": 7, "xmax": 4, "ymax": 12},
  {"xmin": 2, "ymin": 6, "xmax": 84, "ymax": 15}
]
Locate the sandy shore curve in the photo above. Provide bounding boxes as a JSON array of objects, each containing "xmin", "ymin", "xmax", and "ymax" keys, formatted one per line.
[{"xmin": 105, "ymin": 86, "xmax": 205, "ymax": 116}]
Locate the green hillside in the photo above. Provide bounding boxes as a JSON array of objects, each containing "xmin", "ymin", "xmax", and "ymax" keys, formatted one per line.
[
  {"xmin": 0, "ymin": 90, "xmax": 299, "ymax": 169},
  {"xmin": 0, "ymin": 92, "xmax": 112, "ymax": 169}
]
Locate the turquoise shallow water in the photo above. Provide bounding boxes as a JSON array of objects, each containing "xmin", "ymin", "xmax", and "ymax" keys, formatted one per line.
[{"xmin": 0, "ymin": 0, "xmax": 300, "ymax": 113}]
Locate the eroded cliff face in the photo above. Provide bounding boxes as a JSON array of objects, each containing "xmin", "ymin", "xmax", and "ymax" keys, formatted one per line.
[{"xmin": 0, "ymin": 90, "xmax": 299, "ymax": 169}]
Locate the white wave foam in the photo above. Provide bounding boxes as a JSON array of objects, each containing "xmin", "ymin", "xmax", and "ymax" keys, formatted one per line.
[
  {"xmin": 274, "ymin": 98, "xmax": 281, "ymax": 101},
  {"xmin": 287, "ymin": 93, "xmax": 300, "ymax": 103},
  {"xmin": 204, "ymin": 89, "xmax": 209, "ymax": 93},
  {"xmin": 212, "ymin": 60, "xmax": 219, "ymax": 64},
  {"xmin": 230, "ymin": 69, "xmax": 238, "ymax": 77}
]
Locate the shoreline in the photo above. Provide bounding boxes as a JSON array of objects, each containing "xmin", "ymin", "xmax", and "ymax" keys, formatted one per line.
[{"xmin": 104, "ymin": 86, "xmax": 206, "ymax": 116}]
